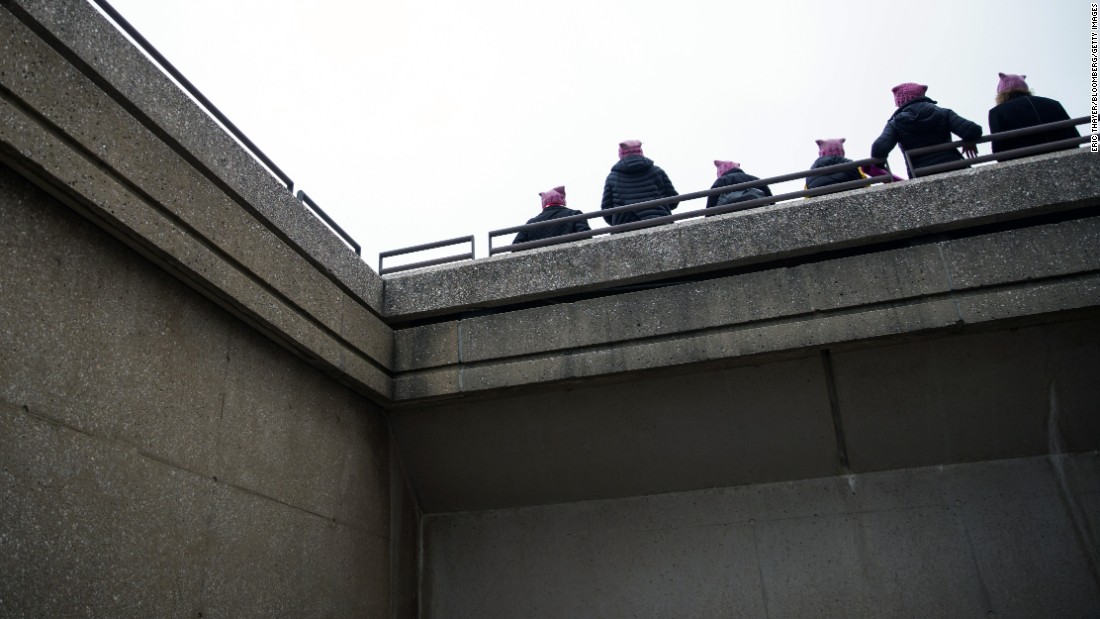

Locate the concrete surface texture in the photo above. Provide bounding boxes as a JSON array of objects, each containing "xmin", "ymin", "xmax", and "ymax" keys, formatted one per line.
[
  {"xmin": 392, "ymin": 214, "xmax": 1100, "ymax": 400},
  {"xmin": 0, "ymin": 164, "xmax": 405, "ymax": 616},
  {"xmin": 2, "ymin": 0, "xmax": 1100, "ymax": 616},
  {"xmin": 422, "ymin": 454, "xmax": 1100, "ymax": 618}
]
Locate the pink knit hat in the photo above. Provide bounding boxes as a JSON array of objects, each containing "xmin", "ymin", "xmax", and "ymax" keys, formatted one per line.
[
  {"xmin": 997, "ymin": 72, "xmax": 1029, "ymax": 93},
  {"xmin": 539, "ymin": 186, "xmax": 565, "ymax": 208},
  {"xmin": 714, "ymin": 160, "xmax": 740, "ymax": 177},
  {"xmin": 815, "ymin": 138, "xmax": 846, "ymax": 157},
  {"xmin": 892, "ymin": 82, "xmax": 928, "ymax": 107},
  {"xmin": 618, "ymin": 140, "xmax": 643, "ymax": 159}
]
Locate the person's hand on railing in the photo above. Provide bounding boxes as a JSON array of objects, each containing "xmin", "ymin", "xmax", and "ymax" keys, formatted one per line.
[{"xmin": 961, "ymin": 143, "xmax": 978, "ymax": 159}]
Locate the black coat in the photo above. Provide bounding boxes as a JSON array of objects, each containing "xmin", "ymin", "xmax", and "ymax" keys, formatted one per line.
[
  {"xmin": 513, "ymin": 206, "xmax": 591, "ymax": 245},
  {"xmin": 806, "ymin": 155, "xmax": 862, "ymax": 189},
  {"xmin": 988, "ymin": 93, "xmax": 1079, "ymax": 154},
  {"xmin": 601, "ymin": 155, "xmax": 679, "ymax": 226},
  {"xmin": 871, "ymin": 97, "xmax": 982, "ymax": 178},
  {"xmin": 705, "ymin": 169, "xmax": 772, "ymax": 210}
]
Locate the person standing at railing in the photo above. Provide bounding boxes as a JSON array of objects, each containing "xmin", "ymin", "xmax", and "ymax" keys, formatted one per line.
[
  {"xmin": 988, "ymin": 73, "xmax": 1080, "ymax": 155},
  {"xmin": 512, "ymin": 186, "xmax": 591, "ymax": 246},
  {"xmin": 805, "ymin": 139, "xmax": 863, "ymax": 189},
  {"xmin": 706, "ymin": 160, "xmax": 772, "ymax": 216},
  {"xmin": 871, "ymin": 82, "xmax": 981, "ymax": 178},
  {"xmin": 601, "ymin": 140, "xmax": 679, "ymax": 227}
]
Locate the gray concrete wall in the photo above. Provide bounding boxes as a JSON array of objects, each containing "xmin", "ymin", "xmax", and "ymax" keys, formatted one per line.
[
  {"xmin": 0, "ymin": 163, "xmax": 406, "ymax": 615},
  {"xmin": 422, "ymin": 454, "xmax": 1100, "ymax": 618}
]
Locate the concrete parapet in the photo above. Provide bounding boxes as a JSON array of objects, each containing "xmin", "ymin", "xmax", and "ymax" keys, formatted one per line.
[
  {"xmin": 384, "ymin": 148, "xmax": 1100, "ymax": 320},
  {"xmin": 394, "ymin": 215, "xmax": 1100, "ymax": 400}
]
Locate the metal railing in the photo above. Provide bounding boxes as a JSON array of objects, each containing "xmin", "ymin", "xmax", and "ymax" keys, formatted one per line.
[
  {"xmin": 378, "ymin": 235, "xmax": 475, "ymax": 275},
  {"xmin": 489, "ymin": 158, "xmax": 894, "ymax": 255},
  {"xmin": 376, "ymin": 158, "xmax": 896, "ymax": 272},
  {"xmin": 904, "ymin": 116, "xmax": 1090, "ymax": 177},
  {"xmin": 89, "ymin": 0, "xmax": 362, "ymax": 257}
]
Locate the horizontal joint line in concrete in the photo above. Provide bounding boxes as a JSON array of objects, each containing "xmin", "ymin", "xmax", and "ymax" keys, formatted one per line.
[
  {"xmin": 10, "ymin": 398, "xmax": 386, "ymax": 538},
  {"xmin": 384, "ymin": 201, "xmax": 1100, "ymax": 324},
  {"xmin": 0, "ymin": 87, "xmax": 392, "ymax": 380},
  {"xmin": 395, "ymin": 270, "xmax": 1100, "ymax": 382}
]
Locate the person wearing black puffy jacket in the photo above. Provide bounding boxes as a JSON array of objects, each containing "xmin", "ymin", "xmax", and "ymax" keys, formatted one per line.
[
  {"xmin": 601, "ymin": 140, "xmax": 679, "ymax": 227},
  {"xmin": 513, "ymin": 185, "xmax": 591, "ymax": 246},
  {"xmin": 871, "ymin": 82, "xmax": 982, "ymax": 178}
]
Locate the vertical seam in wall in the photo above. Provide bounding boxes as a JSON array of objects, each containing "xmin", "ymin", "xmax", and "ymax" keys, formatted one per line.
[
  {"xmin": 820, "ymin": 348, "xmax": 851, "ymax": 474},
  {"xmin": 457, "ymin": 318, "xmax": 465, "ymax": 391},
  {"xmin": 1046, "ymin": 382, "xmax": 1100, "ymax": 590},
  {"xmin": 935, "ymin": 241, "xmax": 964, "ymax": 324},
  {"xmin": 958, "ymin": 509, "xmax": 996, "ymax": 613},
  {"xmin": 749, "ymin": 522, "xmax": 772, "ymax": 618},
  {"xmin": 388, "ymin": 427, "xmax": 400, "ymax": 619}
]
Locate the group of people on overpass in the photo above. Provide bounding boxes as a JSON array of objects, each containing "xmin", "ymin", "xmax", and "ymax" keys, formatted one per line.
[{"xmin": 513, "ymin": 73, "xmax": 1080, "ymax": 247}]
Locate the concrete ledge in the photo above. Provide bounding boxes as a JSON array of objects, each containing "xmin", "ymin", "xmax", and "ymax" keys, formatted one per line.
[
  {"xmin": 383, "ymin": 148, "xmax": 1100, "ymax": 320},
  {"xmin": 393, "ymin": 216, "xmax": 1100, "ymax": 400}
]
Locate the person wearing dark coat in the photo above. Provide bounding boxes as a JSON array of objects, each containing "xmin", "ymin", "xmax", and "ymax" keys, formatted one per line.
[
  {"xmin": 513, "ymin": 185, "xmax": 591, "ymax": 246},
  {"xmin": 705, "ymin": 160, "xmax": 772, "ymax": 215},
  {"xmin": 601, "ymin": 140, "xmax": 679, "ymax": 227},
  {"xmin": 988, "ymin": 73, "xmax": 1080, "ymax": 155},
  {"xmin": 805, "ymin": 138, "xmax": 862, "ymax": 189},
  {"xmin": 871, "ymin": 82, "xmax": 982, "ymax": 178}
]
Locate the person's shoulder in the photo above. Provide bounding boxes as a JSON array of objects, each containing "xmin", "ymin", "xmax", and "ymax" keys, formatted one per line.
[{"xmin": 1031, "ymin": 94, "xmax": 1068, "ymax": 108}]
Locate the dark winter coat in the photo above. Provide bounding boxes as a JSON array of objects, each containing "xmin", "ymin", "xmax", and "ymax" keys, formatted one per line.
[
  {"xmin": 805, "ymin": 155, "xmax": 862, "ymax": 189},
  {"xmin": 988, "ymin": 93, "xmax": 1079, "ymax": 154},
  {"xmin": 601, "ymin": 155, "xmax": 679, "ymax": 227},
  {"xmin": 512, "ymin": 206, "xmax": 591, "ymax": 246},
  {"xmin": 871, "ymin": 97, "xmax": 982, "ymax": 178},
  {"xmin": 705, "ymin": 169, "xmax": 772, "ymax": 213}
]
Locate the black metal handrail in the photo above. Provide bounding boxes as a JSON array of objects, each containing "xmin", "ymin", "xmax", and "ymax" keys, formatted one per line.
[
  {"xmin": 88, "ymin": 0, "xmax": 294, "ymax": 191},
  {"xmin": 296, "ymin": 191, "xmax": 360, "ymax": 256},
  {"xmin": 90, "ymin": 0, "xmax": 364, "ymax": 259},
  {"xmin": 489, "ymin": 157, "xmax": 893, "ymax": 255},
  {"xmin": 378, "ymin": 236, "xmax": 475, "ymax": 275},
  {"xmin": 903, "ymin": 116, "xmax": 1089, "ymax": 177}
]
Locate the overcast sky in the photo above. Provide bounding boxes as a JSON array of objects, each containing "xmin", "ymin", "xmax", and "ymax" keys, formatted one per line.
[{"xmin": 100, "ymin": 0, "xmax": 1093, "ymax": 270}]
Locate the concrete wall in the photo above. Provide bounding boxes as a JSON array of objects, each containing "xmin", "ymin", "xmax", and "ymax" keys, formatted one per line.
[
  {"xmin": 422, "ymin": 454, "xmax": 1100, "ymax": 618},
  {"xmin": 0, "ymin": 163, "xmax": 406, "ymax": 615}
]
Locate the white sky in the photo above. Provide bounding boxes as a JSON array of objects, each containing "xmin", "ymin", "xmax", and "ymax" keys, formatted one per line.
[{"xmin": 100, "ymin": 0, "xmax": 1093, "ymax": 270}]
